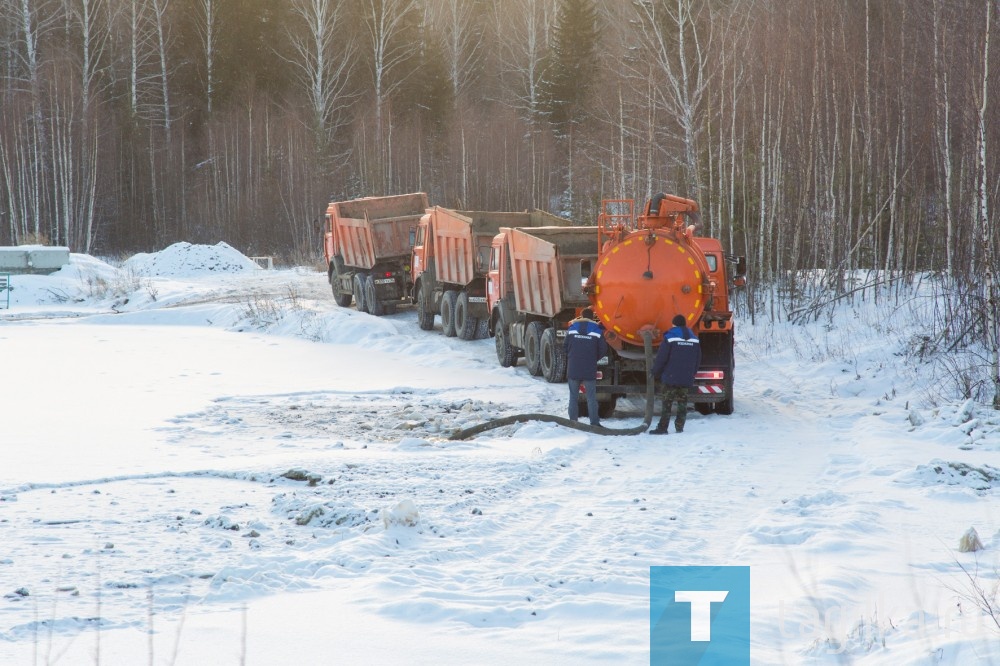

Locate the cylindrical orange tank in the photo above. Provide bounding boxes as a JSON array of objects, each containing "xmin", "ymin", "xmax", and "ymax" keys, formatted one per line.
[{"xmin": 590, "ymin": 221, "xmax": 711, "ymax": 352}]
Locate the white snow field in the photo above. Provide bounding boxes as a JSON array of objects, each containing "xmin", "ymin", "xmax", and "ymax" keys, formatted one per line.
[{"xmin": 1, "ymin": 243, "xmax": 999, "ymax": 665}]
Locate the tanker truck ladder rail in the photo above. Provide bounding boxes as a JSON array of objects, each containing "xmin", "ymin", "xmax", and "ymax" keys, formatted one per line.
[{"xmin": 598, "ymin": 199, "xmax": 635, "ymax": 232}]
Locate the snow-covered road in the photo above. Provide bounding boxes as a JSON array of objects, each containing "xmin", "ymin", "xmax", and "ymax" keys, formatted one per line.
[{"xmin": 2, "ymin": 246, "xmax": 999, "ymax": 664}]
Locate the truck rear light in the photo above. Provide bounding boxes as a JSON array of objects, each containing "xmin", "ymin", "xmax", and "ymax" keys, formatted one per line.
[
  {"xmin": 595, "ymin": 371, "xmax": 603, "ymax": 380},
  {"xmin": 384, "ymin": 271, "xmax": 393, "ymax": 278},
  {"xmin": 696, "ymin": 370, "xmax": 724, "ymax": 380}
]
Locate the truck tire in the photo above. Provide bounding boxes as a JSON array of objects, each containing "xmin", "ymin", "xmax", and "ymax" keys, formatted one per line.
[
  {"xmin": 330, "ymin": 262, "xmax": 352, "ymax": 307},
  {"xmin": 454, "ymin": 292, "xmax": 478, "ymax": 340},
  {"xmin": 597, "ymin": 396, "xmax": 618, "ymax": 419},
  {"xmin": 416, "ymin": 283, "xmax": 435, "ymax": 330},
  {"xmin": 440, "ymin": 290, "xmax": 458, "ymax": 337},
  {"xmin": 716, "ymin": 373, "xmax": 734, "ymax": 415},
  {"xmin": 524, "ymin": 321, "xmax": 545, "ymax": 376},
  {"xmin": 365, "ymin": 275, "xmax": 384, "ymax": 316},
  {"xmin": 575, "ymin": 396, "xmax": 613, "ymax": 418},
  {"xmin": 353, "ymin": 274, "xmax": 367, "ymax": 313},
  {"xmin": 495, "ymin": 325, "xmax": 516, "ymax": 368},
  {"xmin": 540, "ymin": 327, "xmax": 566, "ymax": 383},
  {"xmin": 476, "ymin": 319, "xmax": 490, "ymax": 339}
]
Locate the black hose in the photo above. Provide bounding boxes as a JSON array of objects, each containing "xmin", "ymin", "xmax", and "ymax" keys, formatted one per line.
[{"xmin": 449, "ymin": 330, "xmax": 657, "ymax": 440}]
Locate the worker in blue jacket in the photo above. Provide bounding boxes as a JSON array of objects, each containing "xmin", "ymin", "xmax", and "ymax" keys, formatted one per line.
[
  {"xmin": 564, "ymin": 308, "xmax": 608, "ymax": 427},
  {"xmin": 649, "ymin": 314, "xmax": 701, "ymax": 434}
]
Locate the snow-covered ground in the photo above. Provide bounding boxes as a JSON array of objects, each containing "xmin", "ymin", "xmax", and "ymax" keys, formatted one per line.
[{"xmin": 1, "ymin": 243, "xmax": 999, "ymax": 665}]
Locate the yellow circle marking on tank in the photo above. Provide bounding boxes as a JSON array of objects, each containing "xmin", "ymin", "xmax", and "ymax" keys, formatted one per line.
[{"xmin": 596, "ymin": 232, "xmax": 711, "ymax": 344}]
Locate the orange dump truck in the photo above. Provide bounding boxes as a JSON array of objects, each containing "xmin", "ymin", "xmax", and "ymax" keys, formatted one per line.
[
  {"xmin": 486, "ymin": 226, "xmax": 600, "ymax": 384},
  {"xmin": 411, "ymin": 207, "xmax": 568, "ymax": 339},
  {"xmin": 586, "ymin": 194, "xmax": 746, "ymax": 415},
  {"xmin": 324, "ymin": 193, "xmax": 428, "ymax": 315}
]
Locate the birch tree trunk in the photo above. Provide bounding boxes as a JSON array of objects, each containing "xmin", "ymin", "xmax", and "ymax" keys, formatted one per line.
[
  {"xmin": 362, "ymin": 0, "xmax": 418, "ymax": 193},
  {"xmin": 150, "ymin": 0, "xmax": 171, "ymax": 138},
  {"xmin": 932, "ymin": 0, "xmax": 955, "ymax": 280},
  {"xmin": 633, "ymin": 0, "xmax": 714, "ymax": 199},
  {"xmin": 196, "ymin": 0, "xmax": 217, "ymax": 115},
  {"xmin": 491, "ymin": 0, "xmax": 555, "ymax": 209},
  {"xmin": 287, "ymin": 0, "xmax": 353, "ymax": 139},
  {"xmin": 16, "ymin": 0, "xmax": 47, "ymax": 240},
  {"xmin": 70, "ymin": 0, "xmax": 107, "ymax": 252},
  {"xmin": 977, "ymin": 0, "xmax": 998, "ymax": 407}
]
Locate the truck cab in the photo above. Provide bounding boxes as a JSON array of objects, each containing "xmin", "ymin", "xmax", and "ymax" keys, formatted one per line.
[
  {"xmin": 410, "ymin": 212, "xmax": 433, "ymax": 284},
  {"xmin": 485, "ymin": 231, "xmax": 509, "ymax": 328}
]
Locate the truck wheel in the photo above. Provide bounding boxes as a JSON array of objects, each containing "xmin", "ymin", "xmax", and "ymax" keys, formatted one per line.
[
  {"xmin": 364, "ymin": 275, "xmax": 384, "ymax": 316},
  {"xmin": 716, "ymin": 374, "xmax": 734, "ymax": 415},
  {"xmin": 454, "ymin": 292, "xmax": 478, "ymax": 340},
  {"xmin": 597, "ymin": 397, "xmax": 618, "ymax": 419},
  {"xmin": 524, "ymin": 321, "xmax": 545, "ymax": 376},
  {"xmin": 353, "ymin": 274, "xmax": 367, "ymax": 313},
  {"xmin": 540, "ymin": 327, "xmax": 566, "ymax": 383},
  {"xmin": 475, "ymin": 319, "xmax": 490, "ymax": 339},
  {"xmin": 416, "ymin": 283, "xmax": 435, "ymax": 331},
  {"xmin": 440, "ymin": 290, "xmax": 458, "ymax": 337},
  {"xmin": 330, "ymin": 263, "xmax": 352, "ymax": 307},
  {"xmin": 495, "ymin": 325, "xmax": 516, "ymax": 368},
  {"xmin": 695, "ymin": 403, "xmax": 713, "ymax": 416}
]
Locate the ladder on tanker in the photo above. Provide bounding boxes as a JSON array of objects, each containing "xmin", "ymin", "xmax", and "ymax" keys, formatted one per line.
[{"xmin": 597, "ymin": 199, "xmax": 635, "ymax": 250}]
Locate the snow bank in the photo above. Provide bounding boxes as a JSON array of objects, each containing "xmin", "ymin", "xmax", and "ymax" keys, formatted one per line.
[{"xmin": 123, "ymin": 241, "xmax": 259, "ymax": 277}]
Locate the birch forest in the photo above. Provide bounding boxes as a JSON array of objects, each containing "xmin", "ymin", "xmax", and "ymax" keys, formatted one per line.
[{"xmin": 0, "ymin": 0, "xmax": 996, "ymax": 293}]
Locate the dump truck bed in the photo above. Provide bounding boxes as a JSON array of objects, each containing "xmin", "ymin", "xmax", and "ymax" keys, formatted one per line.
[
  {"xmin": 431, "ymin": 208, "xmax": 570, "ymax": 286},
  {"xmin": 330, "ymin": 193, "xmax": 428, "ymax": 270},
  {"xmin": 505, "ymin": 226, "xmax": 599, "ymax": 318}
]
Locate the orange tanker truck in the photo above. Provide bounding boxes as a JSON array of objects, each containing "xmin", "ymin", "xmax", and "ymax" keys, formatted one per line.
[
  {"xmin": 486, "ymin": 193, "xmax": 745, "ymax": 418},
  {"xmin": 411, "ymin": 207, "xmax": 568, "ymax": 339},
  {"xmin": 324, "ymin": 192, "xmax": 428, "ymax": 315},
  {"xmin": 586, "ymin": 193, "xmax": 746, "ymax": 415}
]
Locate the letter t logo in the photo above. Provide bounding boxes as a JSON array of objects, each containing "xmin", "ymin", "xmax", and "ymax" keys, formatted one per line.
[{"xmin": 674, "ymin": 590, "xmax": 729, "ymax": 641}]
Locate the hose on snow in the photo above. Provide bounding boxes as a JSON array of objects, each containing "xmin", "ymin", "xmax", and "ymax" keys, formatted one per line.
[{"xmin": 448, "ymin": 330, "xmax": 656, "ymax": 440}]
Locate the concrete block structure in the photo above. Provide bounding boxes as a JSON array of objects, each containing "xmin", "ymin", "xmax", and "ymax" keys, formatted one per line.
[{"xmin": 0, "ymin": 246, "xmax": 70, "ymax": 274}]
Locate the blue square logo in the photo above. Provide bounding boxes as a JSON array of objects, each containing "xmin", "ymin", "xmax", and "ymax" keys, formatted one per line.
[{"xmin": 650, "ymin": 566, "xmax": 750, "ymax": 665}]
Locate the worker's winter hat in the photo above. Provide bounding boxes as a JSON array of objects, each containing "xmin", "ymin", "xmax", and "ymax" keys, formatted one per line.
[
  {"xmin": 581, "ymin": 307, "xmax": 595, "ymax": 320},
  {"xmin": 672, "ymin": 314, "xmax": 686, "ymax": 327}
]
